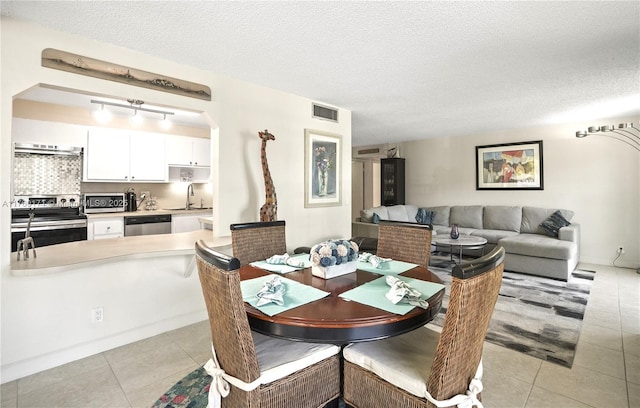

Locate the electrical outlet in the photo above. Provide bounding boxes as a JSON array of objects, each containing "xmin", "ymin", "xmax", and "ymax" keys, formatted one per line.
[
  {"xmin": 617, "ymin": 246, "xmax": 625, "ymax": 255},
  {"xmin": 91, "ymin": 307, "xmax": 104, "ymax": 323}
]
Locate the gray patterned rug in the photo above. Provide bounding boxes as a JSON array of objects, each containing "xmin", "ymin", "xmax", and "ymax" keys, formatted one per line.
[{"xmin": 429, "ymin": 266, "xmax": 594, "ymax": 368}]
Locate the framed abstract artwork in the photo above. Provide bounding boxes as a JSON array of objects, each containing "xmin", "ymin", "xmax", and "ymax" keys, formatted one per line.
[
  {"xmin": 476, "ymin": 140, "xmax": 544, "ymax": 190},
  {"xmin": 304, "ymin": 129, "xmax": 342, "ymax": 207}
]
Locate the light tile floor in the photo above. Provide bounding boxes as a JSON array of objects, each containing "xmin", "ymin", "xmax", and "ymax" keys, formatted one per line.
[{"xmin": 1, "ymin": 263, "xmax": 638, "ymax": 408}]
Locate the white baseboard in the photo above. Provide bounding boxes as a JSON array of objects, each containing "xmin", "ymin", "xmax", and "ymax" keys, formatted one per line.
[{"xmin": 1, "ymin": 310, "xmax": 207, "ymax": 384}]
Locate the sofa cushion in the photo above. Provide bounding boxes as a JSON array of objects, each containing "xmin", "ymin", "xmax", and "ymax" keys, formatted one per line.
[
  {"xmin": 450, "ymin": 206, "xmax": 484, "ymax": 229},
  {"xmin": 426, "ymin": 206, "xmax": 450, "ymax": 226},
  {"xmin": 521, "ymin": 207, "xmax": 574, "ymax": 234},
  {"xmin": 470, "ymin": 229, "xmax": 519, "ymax": 245},
  {"xmin": 484, "ymin": 206, "xmax": 522, "ymax": 232},
  {"xmin": 540, "ymin": 210, "xmax": 571, "ymax": 237},
  {"xmin": 499, "ymin": 234, "xmax": 577, "ymax": 260},
  {"xmin": 361, "ymin": 206, "xmax": 389, "ymax": 223},
  {"xmin": 404, "ymin": 205, "xmax": 419, "ymax": 222},
  {"xmin": 387, "ymin": 205, "xmax": 411, "ymax": 222}
]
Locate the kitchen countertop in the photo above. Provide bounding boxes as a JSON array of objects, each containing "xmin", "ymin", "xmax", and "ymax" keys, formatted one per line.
[
  {"xmin": 10, "ymin": 229, "xmax": 231, "ymax": 276},
  {"xmin": 85, "ymin": 208, "xmax": 213, "ymax": 219}
]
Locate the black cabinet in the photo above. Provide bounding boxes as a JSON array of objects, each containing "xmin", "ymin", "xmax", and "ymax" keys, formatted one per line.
[{"xmin": 381, "ymin": 158, "xmax": 405, "ymax": 206}]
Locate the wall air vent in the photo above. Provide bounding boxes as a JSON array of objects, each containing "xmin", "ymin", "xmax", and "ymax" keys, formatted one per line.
[
  {"xmin": 312, "ymin": 103, "xmax": 338, "ymax": 123},
  {"xmin": 357, "ymin": 148, "xmax": 380, "ymax": 155}
]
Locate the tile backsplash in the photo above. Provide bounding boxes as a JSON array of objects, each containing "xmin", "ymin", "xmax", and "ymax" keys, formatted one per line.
[{"xmin": 13, "ymin": 153, "xmax": 82, "ymax": 195}]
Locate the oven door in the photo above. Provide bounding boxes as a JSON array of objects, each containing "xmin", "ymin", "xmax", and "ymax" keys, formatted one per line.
[{"xmin": 11, "ymin": 223, "xmax": 87, "ymax": 252}]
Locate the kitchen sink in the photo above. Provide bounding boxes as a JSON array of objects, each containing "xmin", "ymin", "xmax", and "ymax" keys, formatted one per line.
[{"xmin": 163, "ymin": 207, "xmax": 213, "ymax": 211}]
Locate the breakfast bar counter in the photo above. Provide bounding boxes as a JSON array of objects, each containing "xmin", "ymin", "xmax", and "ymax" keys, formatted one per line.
[{"xmin": 10, "ymin": 230, "xmax": 232, "ymax": 276}]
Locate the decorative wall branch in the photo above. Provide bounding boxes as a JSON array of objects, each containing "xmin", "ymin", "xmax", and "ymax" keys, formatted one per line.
[{"xmin": 41, "ymin": 48, "xmax": 211, "ymax": 101}]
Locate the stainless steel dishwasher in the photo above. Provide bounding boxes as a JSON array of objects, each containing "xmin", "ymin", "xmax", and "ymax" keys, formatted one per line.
[{"xmin": 124, "ymin": 214, "xmax": 172, "ymax": 236}]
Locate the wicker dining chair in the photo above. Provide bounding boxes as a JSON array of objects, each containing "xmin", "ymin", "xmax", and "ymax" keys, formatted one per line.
[
  {"xmin": 195, "ymin": 240, "xmax": 341, "ymax": 408},
  {"xmin": 376, "ymin": 221, "xmax": 433, "ymax": 268},
  {"xmin": 342, "ymin": 246, "xmax": 505, "ymax": 408},
  {"xmin": 230, "ymin": 220, "xmax": 287, "ymax": 265}
]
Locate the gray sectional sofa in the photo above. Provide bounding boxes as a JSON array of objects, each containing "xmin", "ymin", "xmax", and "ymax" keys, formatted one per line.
[{"xmin": 352, "ymin": 204, "xmax": 580, "ymax": 281}]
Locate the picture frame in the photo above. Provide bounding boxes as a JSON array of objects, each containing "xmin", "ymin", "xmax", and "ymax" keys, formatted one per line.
[
  {"xmin": 304, "ymin": 129, "xmax": 342, "ymax": 207},
  {"xmin": 476, "ymin": 140, "xmax": 544, "ymax": 190}
]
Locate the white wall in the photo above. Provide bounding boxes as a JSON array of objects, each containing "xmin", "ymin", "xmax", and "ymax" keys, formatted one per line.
[
  {"xmin": 399, "ymin": 117, "xmax": 640, "ymax": 268},
  {"xmin": 1, "ymin": 18, "xmax": 351, "ymax": 381}
]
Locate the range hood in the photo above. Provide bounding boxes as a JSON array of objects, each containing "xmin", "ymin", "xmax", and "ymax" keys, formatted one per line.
[{"xmin": 14, "ymin": 142, "xmax": 83, "ymax": 156}]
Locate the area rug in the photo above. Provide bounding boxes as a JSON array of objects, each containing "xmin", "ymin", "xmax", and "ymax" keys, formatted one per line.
[
  {"xmin": 153, "ymin": 366, "xmax": 210, "ymax": 408},
  {"xmin": 153, "ymin": 367, "xmax": 348, "ymax": 408},
  {"xmin": 429, "ymin": 265, "xmax": 595, "ymax": 368}
]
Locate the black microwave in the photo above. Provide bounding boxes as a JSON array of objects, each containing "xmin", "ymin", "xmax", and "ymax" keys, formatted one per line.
[{"xmin": 82, "ymin": 193, "xmax": 126, "ymax": 213}]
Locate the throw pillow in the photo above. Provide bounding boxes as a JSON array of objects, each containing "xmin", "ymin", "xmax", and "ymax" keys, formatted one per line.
[
  {"xmin": 539, "ymin": 210, "xmax": 571, "ymax": 237},
  {"xmin": 372, "ymin": 213, "xmax": 381, "ymax": 224},
  {"xmin": 415, "ymin": 208, "xmax": 434, "ymax": 224}
]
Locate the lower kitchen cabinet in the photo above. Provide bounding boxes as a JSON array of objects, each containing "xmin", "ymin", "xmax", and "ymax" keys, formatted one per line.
[
  {"xmin": 88, "ymin": 217, "xmax": 124, "ymax": 240},
  {"xmin": 171, "ymin": 214, "xmax": 203, "ymax": 233}
]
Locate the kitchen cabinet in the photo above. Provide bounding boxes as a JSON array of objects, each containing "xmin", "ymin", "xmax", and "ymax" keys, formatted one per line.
[
  {"xmin": 85, "ymin": 129, "xmax": 166, "ymax": 182},
  {"xmin": 381, "ymin": 158, "xmax": 405, "ymax": 206},
  {"xmin": 12, "ymin": 118, "xmax": 88, "ymax": 148},
  {"xmin": 166, "ymin": 136, "xmax": 211, "ymax": 167},
  {"xmin": 88, "ymin": 217, "xmax": 124, "ymax": 240},
  {"xmin": 171, "ymin": 214, "xmax": 204, "ymax": 233}
]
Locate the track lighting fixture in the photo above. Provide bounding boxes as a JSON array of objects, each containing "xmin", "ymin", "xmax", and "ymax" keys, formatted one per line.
[{"xmin": 90, "ymin": 98, "xmax": 175, "ymax": 128}]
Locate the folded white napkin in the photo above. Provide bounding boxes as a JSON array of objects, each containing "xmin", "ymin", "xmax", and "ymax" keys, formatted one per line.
[
  {"xmin": 384, "ymin": 276, "xmax": 429, "ymax": 309},
  {"xmin": 265, "ymin": 253, "xmax": 304, "ymax": 268},
  {"xmin": 358, "ymin": 252, "xmax": 391, "ymax": 268},
  {"xmin": 256, "ymin": 276, "xmax": 286, "ymax": 306}
]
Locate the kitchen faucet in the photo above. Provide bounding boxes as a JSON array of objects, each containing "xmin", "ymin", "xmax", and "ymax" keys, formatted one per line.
[{"xmin": 186, "ymin": 183, "xmax": 195, "ymax": 210}]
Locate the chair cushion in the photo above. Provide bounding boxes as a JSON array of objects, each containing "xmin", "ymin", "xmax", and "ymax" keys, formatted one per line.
[
  {"xmin": 253, "ymin": 332, "xmax": 340, "ymax": 384},
  {"xmin": 343, "ymin": 327, "xmax": 439, "ymax": 398}
]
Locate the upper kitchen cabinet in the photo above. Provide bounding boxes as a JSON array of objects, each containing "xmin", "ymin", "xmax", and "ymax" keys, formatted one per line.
[
  {"xmin": 166, "ymin": 136, "xmax": 211, "ymax": 167},
  {"xmin": 85, "ymin": 129, "xmax": 167, "ymax": 182}
]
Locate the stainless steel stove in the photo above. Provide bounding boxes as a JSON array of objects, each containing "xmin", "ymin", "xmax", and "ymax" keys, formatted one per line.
[{"xmin": 10, "ymin": 194, "xmax": 87, "ymax": 252}]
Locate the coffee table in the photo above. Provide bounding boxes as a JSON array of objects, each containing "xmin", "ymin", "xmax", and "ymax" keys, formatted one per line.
[{"xmin": 432, "ymin": 234, "xmax": 488, "ymax": 265}]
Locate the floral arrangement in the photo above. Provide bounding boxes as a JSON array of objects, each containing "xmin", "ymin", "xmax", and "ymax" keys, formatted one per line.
[
  {"xmin": 315, "ymin": 146, "xmax": 332, "ymax": 173},
  {"xmin": 310, "ymin": 239, "xmax": 359, "ymax": 268}
]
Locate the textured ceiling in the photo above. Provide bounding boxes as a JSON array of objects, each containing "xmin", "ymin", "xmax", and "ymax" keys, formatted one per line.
[{"xmin": 2, "ymin": 1, "xmax": 639, "ymax": 146}]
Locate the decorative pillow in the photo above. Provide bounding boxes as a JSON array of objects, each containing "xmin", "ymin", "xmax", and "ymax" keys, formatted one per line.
[
  {"xmin": 539, "ymin": 210, "xmax": 571, "ymax": 237},
  {"xmin": 372, "ymin": 213, "xmax": 381, "ymax": 224},
  {"xmin": 415, "ymin": 208, "xmax": 434, "ymax": 225}
]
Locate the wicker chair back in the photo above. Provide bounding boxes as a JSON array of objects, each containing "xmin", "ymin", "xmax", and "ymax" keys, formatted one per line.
[
  {"xmin": 230, "ymin": 221, "xmax": 287, "ymax": 265},
  {"xmin": 426, "ymin": 246, "xmax": 505, "ymax": 402},
  {"xmin": 376, "ymin": 221, "xmax": 433, "ymax": 268},
  {"xmin": 195, "ymin": 240, "xmax": 262, "ymax": 406}
]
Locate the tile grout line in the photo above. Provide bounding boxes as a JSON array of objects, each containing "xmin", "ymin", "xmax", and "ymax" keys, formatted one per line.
[{"xmin": 103, "ymin": 351, "xmax": 134, "ymax": 408}]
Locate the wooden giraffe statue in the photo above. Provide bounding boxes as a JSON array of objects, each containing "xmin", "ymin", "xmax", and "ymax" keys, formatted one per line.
[{"xmin": 259, "ymin": 129, "xmax": 278, "ymax": 222}]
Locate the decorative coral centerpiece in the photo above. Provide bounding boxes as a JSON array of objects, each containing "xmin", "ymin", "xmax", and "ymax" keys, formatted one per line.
[{"xmin": 310, "ymin": 239, "xmax": 359, "ymax": 279}]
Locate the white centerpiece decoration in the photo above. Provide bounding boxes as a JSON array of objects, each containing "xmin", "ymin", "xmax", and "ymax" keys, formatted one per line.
[{"xmin": 310, "ymin": 239, "xmax": 359, "ymax": 279}]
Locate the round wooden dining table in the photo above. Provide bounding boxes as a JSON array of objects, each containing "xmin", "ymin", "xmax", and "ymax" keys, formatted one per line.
[{"xmin": 239, "ymin": 265, "xmax": 445, "ymax": 344}]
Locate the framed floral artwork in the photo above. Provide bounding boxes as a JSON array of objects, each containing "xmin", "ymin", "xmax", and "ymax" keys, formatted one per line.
[
  {"xmin": 476, "ymin": 140, "xmax": 544, "ymax": 190},
  {"xmin": 304, "ymin": 129, "xmax": 342, "ymax": 207}
]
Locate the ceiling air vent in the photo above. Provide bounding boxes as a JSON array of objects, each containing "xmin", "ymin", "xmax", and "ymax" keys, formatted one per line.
[{"xmin": 312, "ymin": 103, "xmax": 338, "ymax": 123}]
